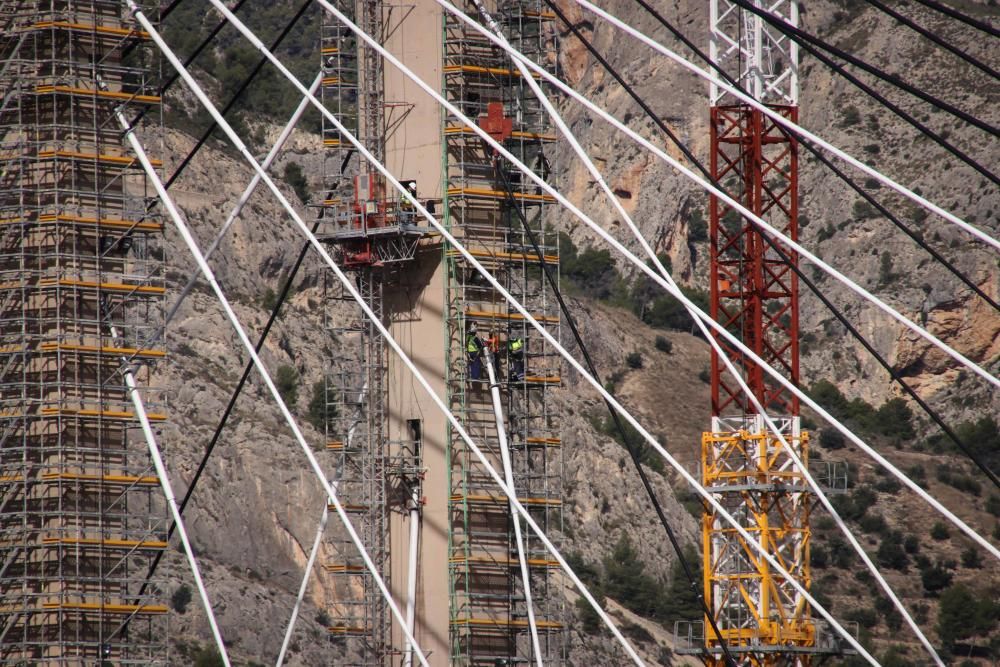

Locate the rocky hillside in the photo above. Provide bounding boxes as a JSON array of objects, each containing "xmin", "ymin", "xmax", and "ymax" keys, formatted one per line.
[{"xmin": 147, "ymin": 0, "xmax": 999, "ymax": 665}]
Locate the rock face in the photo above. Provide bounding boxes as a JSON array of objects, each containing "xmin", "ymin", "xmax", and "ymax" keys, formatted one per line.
[{"xmin": 147, "ymin": 0, "xmax": 999, "ymax": 664}]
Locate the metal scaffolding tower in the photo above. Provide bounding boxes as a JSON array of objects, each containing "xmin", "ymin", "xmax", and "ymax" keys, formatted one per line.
[
  {"xmin": 443, "ymin": 2, "xmax": 565, "ymax": 664},
  {"xmin": 318, "ymin": 1, "xmax": 429, "ymax": 664},
  {"xmin": 0, "ymin": 0, "xmax": 168, "ymax": 662},
  {"xmin": 674, "ymin": 1, "xmax": 842, "ymax": 664}
]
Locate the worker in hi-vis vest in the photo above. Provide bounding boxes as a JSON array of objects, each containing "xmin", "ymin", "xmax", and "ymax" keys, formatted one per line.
[
  {"xmin": 466, "ymin": 323, "xmax": 485, "ymax": 381},
  {"xmin": 508, "ymin": 337, "xmax": 524, "ymax": 381}
]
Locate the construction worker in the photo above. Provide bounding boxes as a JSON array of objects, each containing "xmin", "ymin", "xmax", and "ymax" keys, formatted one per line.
[
  {"xmin": 466, "ymin": 323, "xmax": 485, "ymax": 381},
  {"xmin": 508, "ymin": 336, "xmax": 524, "ymax": 381},
  {"xmin": 399, "ymin": 181, "xmax": 417, "ymax": 217}
]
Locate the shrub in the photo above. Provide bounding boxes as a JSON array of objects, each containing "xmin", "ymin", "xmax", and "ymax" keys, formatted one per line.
[
  {"xmin": 930, "ymin": 521, "xmax": 950, "ymax": 540},
  {"xmin": 873, "ymin": 398, "xmax": 914, "ymax": 440},
  {"xmin": 171, "ymin": 584, "xmax": 192, "ymax": 613},
  {"xmin": 840, "ymin": 105, "xmax": 861, "ymax": 127},
  {"xmin": 986, "ymin": 494, "xmax": 1000, "ymax": 516},
  {"xmin": 960, "ymin": 546, "xmax": 982, "ymax": 569},
  {"xmin": 276, "ymin": 364, "xmax": 300, "ymax": 408},
  {"xmin": 853, "ymin": 200, "xmax": 878, "ymax": 220},
  {"xmin": 937, "ymin": 583, "xmax": 999, "ymax": 648},
  {"xmin": 878, "ymin": 251, "xmax": 895, "ymax": 285},
  {"xmin": 283, "ymin": 161, "xmax": 310, "ymax": 203},
  {"xmin": 876, "ymin": 532, "xmax": 908, "ymax": 570},
  {"xmin": 654, "ymin": 335, "xmax": 672, "ymax": 354},
  {"xmin": 920, "ymin": 561, "xmax": 953, "ymax": 595},
  {"xmin": 193, "ymin": 647, "xmax": 225, "ymax": 667},
  {"xmin": 698, "ymin": 368, "xmax": 710, "ymax": 384},
  {"xmin": 261, "ymin": 287, "xmax": 278, "ymax": 311},
  {"xmin": 317, "ymin": 609, "xmax": 331, "ymax": 627},
  {"xmin": 625, "ymin": 352, "xmax": 643, "ymax": 369},
  {"xmin": 306, "ymin": 379, "xmax": 333, "ymax": 432},
  {"xmin": 819, "ymin": 428, "xmax": 845, "ymax": 450}
]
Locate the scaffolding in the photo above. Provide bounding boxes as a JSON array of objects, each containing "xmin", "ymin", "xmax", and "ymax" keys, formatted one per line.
[
  {"xmin": 443, "ymin": 2, "xmax": 565, "ymax": 664},
  {"xmin": 317, "ymin": 1, "xmax": 430, "ymax": 664},
  {"xmin": 0, "ymin": 0, "xmax": 167, "ymax": 663}
]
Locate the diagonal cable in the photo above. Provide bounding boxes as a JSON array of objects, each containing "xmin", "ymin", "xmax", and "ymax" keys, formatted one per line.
[
  {"xmin": 310, "ymin": 0, "xmax": 999, "ymax": 563},
  {"xmin": 544, "ymin": 0, "xmax": 999, "ymax": 490}
]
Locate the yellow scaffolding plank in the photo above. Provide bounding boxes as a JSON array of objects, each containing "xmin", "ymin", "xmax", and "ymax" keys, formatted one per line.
[
  {"xmin": 41, "ymin": 602, "xmax": 168, "ymax": 615},
  {"xmin": 444, "ymin": 125, "xmax": 557, "ymax": 142},
  {"xmin": 38, "ymin": 341, "xmax": 166, "ymax": 358},
  {"xmin": 464, "ymin": 309, "xmax": 558, "ymax": 324},
  {"xmin": 0, "ymin": 278, "xmax": 165, "ymax": 295},
  {"xmin": 524, "ymin": 376, "xmax": 561, "ymax": 385},
  {"xmin": 323, "ymin": 564, "xmax": 366, "ymax": 573},
  {"xmin": 328, "ymin": 625, "xmax": 369, "ymax": 635},
  {"xmin": 34, "ymin": 213, "xmax": 162, "ymax": 231},
  {"xmin": 446, "ymin": 248, "xmax": 558, "ymax": 264},
  {"xmin": 35, "ymin": 148, "xmax": 162, "ymax": 168},
  {"xmin": 450, "ymin": 617, "xmax": 563, "ymax": 629},
  {"xmin": 447, "ymin": 186, "xmax": 556, "ymax": 203},
  {"xmin": 449, "ymin": 555, "xmax": 560, "ymax": 568},
  {"xmin": 41, "ymin": 537, "xmax": 167, "ymax": 550},
  {"xmin": 38, "ymin": 407, "xmax": 168, "ymax": 422},
  {"xmin": 322, "ymin": 76, "xmax": 341, "ymax": 85},
  {"xmin": 323, "ymin": 139, "xmax": 342, "ymax": 147},
  {"xmin": 450, "ymin": 494, "xmax": 562, "ymax": 507},
  {"xmin": 34, "ymin": 85, "xmax": 161, "ymax": 105},
  {"xmin": 327, "ymin": 503, "xmax": 370, "ymax": 512},
  {"xmin": 40, "ymin": 471, "xmax": 160, "ymax": 486},
  {"xmin": 320, "ymin": 46, "xmax": 340, "ymax": 54},
  {"xmin": 27, "ymin": 21, "xmax": 150, "ymax": 39},
  {"xmin": 443, "ymin": 64, "xmax": 541, "ymax": 79},
  {"xmin": 524, "ymin": 436, "xmax": 561, "ymax": 446}
]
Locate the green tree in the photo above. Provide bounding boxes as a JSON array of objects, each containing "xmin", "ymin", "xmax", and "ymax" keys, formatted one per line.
[
  {"xmin": 193, "ymin": 647, "xmax": 225, "ymax": 667},
  {"xmin": 307, "ymin": 379, "xmax": 333, "ymax": 432},
  {"xmin": 602, "ymin": 535, "xmax": 664, "ymax": 619},
  {"xmin": 937, "ymin": 584, "xmax": 998, "ymax": 648},
  {"xmin": 170, "ymin": 584, "xmax": 192, "ymax": 614},
  {"xmin": 283, "ymin": 161, "xmax": 310, "ymax": 203},
  {"xmin": 276, "ymin": 364, "xmax": 299, "ymax": 408}
]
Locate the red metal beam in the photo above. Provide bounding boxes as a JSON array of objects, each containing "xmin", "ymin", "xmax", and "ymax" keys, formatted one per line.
[{"xmin": 709, "ymin": 104, "xmax": 800, "ymax": 417}]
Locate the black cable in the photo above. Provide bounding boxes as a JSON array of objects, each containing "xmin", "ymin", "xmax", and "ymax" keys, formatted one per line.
[
  {"xmin": 559, "ymin": 0, "xmax": 1000, "ymax": 488},
  {"xmin": 127, "ymin": 0, "xmax": 254, "ymax": 129},
  {"xmin": 908, "ymin": 0, "xmax": 1000, "ymax": 38},
  {"xmin": 163, "ymin": 0, "xmax": 314, "ymax": 191},
  {"xmin": 863, "ymin": 0, "xmax": 999, "ymax": 80},
  {"xmin": 160, "ymin": 0, "xmax": 187, "ymax": 23},
  {"xmin": 620, "ymin": 0, "xmax": 1000, "ymax": 309},
  {"xmin": 488, "ymin": 148, "xmax": 738, "ymax": 667},
  {"xmin": 632, "ymin": 0, "xmax": 999, "ymax": 187},
  {"xmin": 728, "ymin": 0, "xmax": 999, "ymax": 139},
  {"xmin": 133, "ymin": 219, "xmax": 322, "ymax": 604}
]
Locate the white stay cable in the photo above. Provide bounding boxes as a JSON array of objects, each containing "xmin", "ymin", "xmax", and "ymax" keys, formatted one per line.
[
  {"xmin": 276, "ymin": 504, "xmax": 330, "ymax": 667},
  {"xmin": 479, "ymin": 6, "xmax": 941, "ymax": 662},
  {"xmin": 438, "ymin": 0, "xmax": 1000, "ymax": 396},
  {"xmin": 123, "ymin": 4, "xmax": 431, "ymax": 665},
  {"xmin": 430, "ymin": 0, "xmax": 1000, "ymax": 558},
  {"xmin": 279, "ymin": 381, "xmax": 366, "ymax": 666},
  {"xmin": 574, "ymin": 0, "xmax": 1000, "ymax": 254},
  {"xmin": 484, "ymin": 349, "xmax": 543, "ymax": 667},
  {"xmin": 179, "ymin": 3, "xmax": 646, "ymax": 662},
  {"xmin": 150, "ymin": 72, "xmax": 323, "ymax": 349},
  {"xmin": 112, "ymin": 125, "xmax": 232, "ymax": 666},
  {"xmin": 319, "ymin": 0, "xmax": 998, "ymax": 564},
  {"xmin": 203, "ymin": 4, "xmax": 872, "ymax": 661}
]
